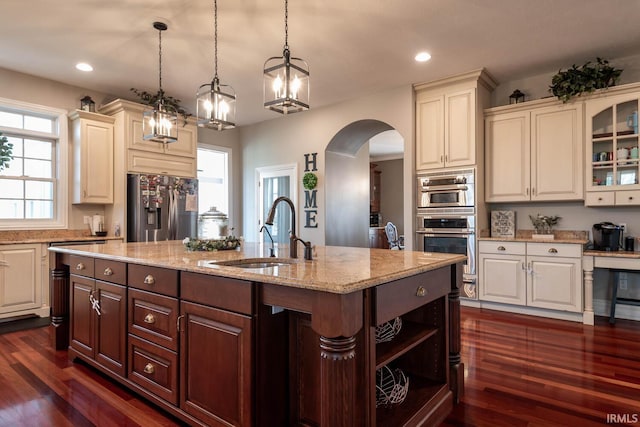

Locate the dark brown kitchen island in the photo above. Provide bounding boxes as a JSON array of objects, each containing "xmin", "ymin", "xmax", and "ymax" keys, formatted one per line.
[{"xmin": 49, "ymin": 241, "xmax": 465, "ymax": 427}]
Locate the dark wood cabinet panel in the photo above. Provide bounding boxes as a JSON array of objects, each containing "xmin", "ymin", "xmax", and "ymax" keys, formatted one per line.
[
  {"xmin": 95, "ymin": 259, "xmax": 127, "ymax": 285},
  {"xmin": 128, "ymin": 288, "xmax": 178, "ymax": 351},
  {"xmin": 128, "ymin": 334, "xmax": 178, "ymax": 405},
  {"xmin": 181, "ymin": 272, "xmax": 253, "ymax": 315},
  {"xmin": 180, "ymin": 301, "xmax": 253, "ymax": 427},
  {"xmin": 70, "ymin": 274, "xmax": 95, "ymax": 358},
  {"xmin": 128, "ymin": 264, "xmax": 178, "ymax": 297},
  {"xmin": 95, "ymin": 280, "xmax": 127, "ymax": 377},
  {"xmin": 369, "ymin": 227, "xmax": 389, "ymax": 249}
]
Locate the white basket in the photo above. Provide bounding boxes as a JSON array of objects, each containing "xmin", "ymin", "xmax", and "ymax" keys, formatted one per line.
[
  {"xmin": 375, "ymin": 317, "xmax": 402, "ymax": 343},
  {"xmin": 375, "ymin": 365, "xmax": 409, "ymax": 407}
]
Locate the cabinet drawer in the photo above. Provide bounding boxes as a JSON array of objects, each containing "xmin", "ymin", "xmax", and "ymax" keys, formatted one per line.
[
  {"xmin": 68, "ymin": 255, "xmax": 95, "ymax": 277},
  {"xmin": 615, "ymin": 190, "xmax": 640, "ymax": 206},
  {"xmin": 479, "ymin": 240, "xmax": 525, "ymax": 255},
  {"xmin": 181, "ymin": 271, "xmax": 253, "ymax": 315},
  {"xmin": 95, "ymin": 259, "xmax": 126, "ymax": 285},
  {"xmin": 375, "ymin": 268, "xmax": 450, "ymax": 325},
  {"xmin": 128, "ymin": 334, "xmax": 178, "ymax": 405},
  {"xmin": 585, "ymin": 191, "xmax": 614, "ymax": 206},
  {"xmin": 527, "ymin": 242, "xmax": 581, "ymax": 258},
  {"xmin": 128, "ymin": 264, "xmax": 178, "ymax": 297},
  {"xmin": 128, "ymin": 288, "xmax": 178, "ymax": 351}
]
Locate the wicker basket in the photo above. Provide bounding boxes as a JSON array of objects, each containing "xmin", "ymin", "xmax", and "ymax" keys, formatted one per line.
[
  {"xmin": 375, "ymin": 365, "xmax": 409, "ymax": 407},
  {"xmin": 375, "ymin": 317, "xmax": 402, "ymax": 343}
]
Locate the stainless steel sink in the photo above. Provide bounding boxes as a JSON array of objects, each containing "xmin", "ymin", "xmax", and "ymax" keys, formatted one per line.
[{"xmin": 207, "ymin": 258, "xmax": 298, "ymax": 269}]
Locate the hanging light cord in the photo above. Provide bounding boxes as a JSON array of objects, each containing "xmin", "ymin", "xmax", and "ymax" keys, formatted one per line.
[
  {"xmin": 213, "ymin": 0, "xmax": 219, "ymax": 80},
  {"xmin": 158, "ymin": 26, "xmax": 163, "ymax": 92},
  {"xmin": 284, "ymin": 0, "xmax": 289, "ymax": 51}
]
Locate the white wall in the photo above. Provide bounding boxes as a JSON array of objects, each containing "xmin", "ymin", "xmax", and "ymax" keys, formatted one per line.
[
  {"xmin": 240, "ymin": 84, "xmax": 414, "ymax": 246},
  {"xmin": 0, "ymin": 67, "xmax": 113, "ymax": 230}
]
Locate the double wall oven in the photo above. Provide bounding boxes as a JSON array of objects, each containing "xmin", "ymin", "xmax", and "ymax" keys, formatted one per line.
[{"xmin": 416, "ymin": 169, "xmax": 477, "ymax": 298}]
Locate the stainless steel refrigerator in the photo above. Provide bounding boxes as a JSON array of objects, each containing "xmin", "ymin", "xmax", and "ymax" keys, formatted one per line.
[{"xmin": 127, "ymin": 174, "xmax": 198, "ymax": 242}]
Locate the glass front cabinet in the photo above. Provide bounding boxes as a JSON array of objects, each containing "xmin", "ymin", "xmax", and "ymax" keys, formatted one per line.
[{"xmin": 586, "ymin": 90, "xmax": 640, "ymax": 206}]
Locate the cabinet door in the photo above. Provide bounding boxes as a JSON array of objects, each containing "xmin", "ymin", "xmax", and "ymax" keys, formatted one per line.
[
  {"xmin": 70, "ymin": 275, "xmax": 95, "ymax": 358},
  {"xmin": 478, "ymin": 253, "xmax": 527, "ymax": 305},
  {"xmin": 180, "ymin": 301, "xmax": 252, "ymax": 427},
  {"xmin": 131, "ymin": 117, "xmax": 197, "ymax": 158},
  {"xmin": 527, "ymin": 256, "xmax": 582, "ymax": 312},
  {"xmin": 485, "ymin": 111, "xmax": 531, "ymax": 202},
  {"xmin": 531, "ymin": 104, "xmax": 583, "ymax": 201},
  {"xmin": 77, "ymin": 118, "xmax": 114, "ymax": 203},
  {"xmin": 95, "ymin": 280, "xmax": 127, "ymax": 377},
  {"xmin": 0, "ymin": 244, "xmax": 42, "ymax": 316},
  {"xmin": 445, "ymin": 89, "xmax": 476, "ymax": 168},
  {"xmin": 416, "ymin": 95, "xmax": 445, "ymax": 170}
]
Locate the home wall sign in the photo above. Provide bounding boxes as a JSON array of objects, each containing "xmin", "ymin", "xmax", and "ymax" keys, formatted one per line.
[{"xmin": 303, "ymin": 152, "xmax": 318, "ymax": 228}]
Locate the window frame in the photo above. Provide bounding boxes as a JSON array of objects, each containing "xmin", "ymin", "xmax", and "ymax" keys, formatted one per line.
[
  {"xmin": 0, "ymin": 96, "xmax": 68, "ymax": 230},
  {"xmin": 197, "ymin": 143, "xmax": 233, "ymax": 231}
]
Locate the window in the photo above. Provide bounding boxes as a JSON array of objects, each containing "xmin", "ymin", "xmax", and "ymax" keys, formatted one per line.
[
  {"xmin": 197, "ymin": 145, "xmax": 231, "ymax": 225},
  {"xmin": 0, "ymin": 97, "xmax": 68, "ymax": 229}
]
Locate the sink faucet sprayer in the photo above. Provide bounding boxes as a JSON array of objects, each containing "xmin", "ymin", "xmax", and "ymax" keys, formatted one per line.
[
  {"xmin": 259, "ymin": 225, "xmax": 276, "ymax": 257},
  {"xmin": 265, "ymin": 196, "xmax": 313, "ymax": 260}
]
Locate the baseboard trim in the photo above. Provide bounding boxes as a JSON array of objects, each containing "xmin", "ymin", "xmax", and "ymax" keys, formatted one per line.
[{"xmin": 460, "ymin": 299, "xmax": 584, "ymax": 323}]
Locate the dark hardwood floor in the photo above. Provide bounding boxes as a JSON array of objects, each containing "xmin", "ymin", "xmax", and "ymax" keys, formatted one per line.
[{"xmin": 0, "ymin": 307, "xmax": 638, "ymax": 426}]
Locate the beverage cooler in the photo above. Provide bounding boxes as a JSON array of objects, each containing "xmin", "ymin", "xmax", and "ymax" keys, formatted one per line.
[{"xmin": 127, "ymin": 174, "xmax": 198, "ymax": 242}]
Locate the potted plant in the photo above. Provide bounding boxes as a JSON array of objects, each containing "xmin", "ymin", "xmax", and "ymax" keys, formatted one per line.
[
  {"xmin": 529, "ymin": 214, "xmax": 561, "ymax": 239},
  {"xmin": 130, "ymin": 88, "xmax": 191, "ymax": 126},
  {"xmin": 549, "ymin": 58, "xmax": 622, "ymax": 103},
  {"xmin": 0, "ymin": 131, "xmax": 13, "ymax": 172}
]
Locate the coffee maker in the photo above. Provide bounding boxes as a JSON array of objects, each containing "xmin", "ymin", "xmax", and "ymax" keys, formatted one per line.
[{"xmin": 592, "ymin": 222, "xmax": 624, "ymax": 251}]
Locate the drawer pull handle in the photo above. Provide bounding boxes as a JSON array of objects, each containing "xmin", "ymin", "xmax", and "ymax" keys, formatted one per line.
[
  {"xmin": 548, "ymin": 248, "xmax": 558, "ymax": 254},
  {"xmin": 630, "ymin": 196, "xmax": 634, "ymax": 201},
  {"xmin": 143, "ymin": 313, "xmax": 156, "ymax": 324},
  {"xmin": 416, "ymin": 286, "xmax": 427, "ymax": 297},
  {"xmin": 143, "ymin": 363, "xmax": 155, "ymax": 374},
  {"xmin": 598, "ymin": 197, "xmax": 603, "ymax": 201},
  {"xmin": 76, "ymin": 263, "xmax": 85, "ymax": 270},
  {"xmin": 143, "ymin": 274, "xmax": 155, "ymax": 285},
  {"xmin": 103, "ymin": 267, "xmax": 113, "ymax": 276},
  {"xmin": 497, "ymin": 246, "xmax": 506, "ymax": 251}
]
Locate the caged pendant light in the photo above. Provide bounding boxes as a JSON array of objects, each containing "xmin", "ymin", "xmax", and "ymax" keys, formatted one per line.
[
  {"xmin": 263, "ymin": 0, "xmax": 309, "ymax": 114},
  {"xmin": 143, "ymin": 21, "xmax": 178, "ymax": 143},
  {"xmin": 196, "ymin": 0, "xmax": 236, "ymax": 130}
]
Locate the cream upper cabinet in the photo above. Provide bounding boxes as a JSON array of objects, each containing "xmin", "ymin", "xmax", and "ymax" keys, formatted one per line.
[
  {"xmin": 415, "ymin": 69, "xmax": 496, "ymax": 172},
  {"xmin": 585, "ymin": 87, "xmax": 640, "ymax": 206},
  {"xmin": 129, "ymin": 114, "xmax": 197, "ymax": 159},
  {"xmin": 485, "ymin": 100, "xmax": 583, "ymax": 202},
  {"xmin": 0, "ymin": 243, "xmax": 48, "ymax": 318},
  {"xmin": 70, "ymin": 110, "xmax": 115, "ymax": 204}
]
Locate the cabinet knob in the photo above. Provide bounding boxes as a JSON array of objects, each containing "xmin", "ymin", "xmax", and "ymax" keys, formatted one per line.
[
  {"xmin": 143, "ymin": 363, "xmax": 155, "ymax": 374},
  {"xmin": 629, "ymin": 196, "xmax": 634, "ymax": 201},
  {"xmin": 143, "ymin": 313, "xmax": 156, "ymax": 324},
  {"xmin": 497, "ymin": 246, "xmax": 506, "ymax": 251},
  {"xmin": 143, "ymin": 274, "xmax": 155, "ymax": 285},
  {"xmin": 76, "ymin": 263, "xmax": 85, "ymax": 270},
  {"xmin": 548, "ymin": 248, "xmax": 558, "ymax": 254},
  {"xmin": 416, "ymin": 286, "xmax": 427, "ymax": 297},
  {"xmin": 598, "ymin": 197, "xmax": 603, "ymax": 201},
  {"xmin": 103, "ymin": 267, "xmax": 113, "ymax": 276}
]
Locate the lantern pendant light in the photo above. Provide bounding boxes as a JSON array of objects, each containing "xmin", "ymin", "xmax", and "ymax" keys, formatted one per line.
[
  {"xmin": 196, "ymin": 0, "xmax": 236, "ymax": 130},
  {"xmin": 263, "ymin": 0, "xmax": 309, "ymax": 114},
  {"xmin": 143, "ymin": 21, "xmax": 178, "ymax": 143}
]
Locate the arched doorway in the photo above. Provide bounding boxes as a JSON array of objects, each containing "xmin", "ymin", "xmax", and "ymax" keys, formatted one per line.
[{"xmin": 325, "ymin": 119, "xmax": 404, "ymax": 247}]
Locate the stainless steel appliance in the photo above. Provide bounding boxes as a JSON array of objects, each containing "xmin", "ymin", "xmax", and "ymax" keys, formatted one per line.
[
  {"xmin": 416, "ymin": 168, "xmax": 477, "ymax": 299},
  {"xmin": 592, "ymin": 222, "xmax": 624, "ymax": 251},
  {"xmin": 417, "ymin": 169, "xmax": 475, "ymax": 209},
  {"xmin": 127, "ymin": 174, "xmax": 198, "ymax": 242},
  {"xmin": 370, "ymin": 212, "xmax": 382, "ymax": 227}
]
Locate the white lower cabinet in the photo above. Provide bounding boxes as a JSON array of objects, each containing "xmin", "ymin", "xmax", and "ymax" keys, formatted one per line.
[
  {"xmin": 479, "ymin": 240, "xmax": 582, "ymax": 313},
  {"xmin": 0, "ymin": 244, "xmax": 49, "ymax": 318}
]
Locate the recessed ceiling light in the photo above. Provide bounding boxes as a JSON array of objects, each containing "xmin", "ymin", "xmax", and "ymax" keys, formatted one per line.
[
  {"xmin": 76, "ymin": 62, "xmax": 93, "ymax": 72},
  {"xmin": 415, "ymin": 52, "xmax": 431, "ymax": 63}
]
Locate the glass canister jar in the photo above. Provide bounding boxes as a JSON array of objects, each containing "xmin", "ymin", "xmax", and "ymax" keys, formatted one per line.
[{"xmin": 198, "ymin": 206, "xmax": 229, "ymax": 239}]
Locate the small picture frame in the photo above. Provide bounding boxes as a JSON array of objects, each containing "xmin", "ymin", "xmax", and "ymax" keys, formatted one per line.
[{"xmin": 491, "ymin": 210, "xmax": 516, "ymax": 238}]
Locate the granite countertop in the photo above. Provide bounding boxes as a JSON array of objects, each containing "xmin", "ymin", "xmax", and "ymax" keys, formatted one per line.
[
  {"xmin": 49, "ymin": 240, "xmax": 466, "ymax": 294},
  {"xmin": 478, "ymin": 230, "xmax": 589, "ymax": 245},
  {"xmin": 583, "ymin": 250, "xmax": 640, "ymax": 259},
  {"xmin": 0, "ymin": 229, "xmax": 123, "ymax": 245}
]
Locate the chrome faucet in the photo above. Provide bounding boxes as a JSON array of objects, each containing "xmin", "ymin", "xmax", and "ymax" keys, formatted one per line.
[{"xmin": 265, "ymin": 196, "xmax": 312, "ymax": 260}]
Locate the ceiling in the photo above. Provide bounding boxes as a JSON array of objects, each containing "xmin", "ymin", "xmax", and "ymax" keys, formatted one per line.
[{"xmin": 2, "ymin": 0, "xmax": 640, "ymax": 128}]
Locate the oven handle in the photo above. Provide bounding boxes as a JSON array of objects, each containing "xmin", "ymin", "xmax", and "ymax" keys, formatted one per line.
[
  {"xmin": 420, "ymin": 184, "xmax": 468, "ymax": 192},
  {"xmin": 416, "ymin": 230, "xmax": 474, "ymax": 236}
]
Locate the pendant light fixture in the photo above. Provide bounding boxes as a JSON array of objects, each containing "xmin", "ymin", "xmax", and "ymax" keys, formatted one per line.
[
  {"xmin": 263, "ymin": 0, "xmax": 309, "ymax": 114},
  {"xmin": 143, "ymin": 21, "xmax": 178, "ymax": 143},
  {"xmin": 196, "ymin": 0, "xmax": 236, "ymax": 130}
]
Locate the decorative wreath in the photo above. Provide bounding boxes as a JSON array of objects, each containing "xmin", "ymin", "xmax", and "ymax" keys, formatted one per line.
[{"xmin": 303, "ymin": 172, "xmax": 318, "ymax": 190}]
